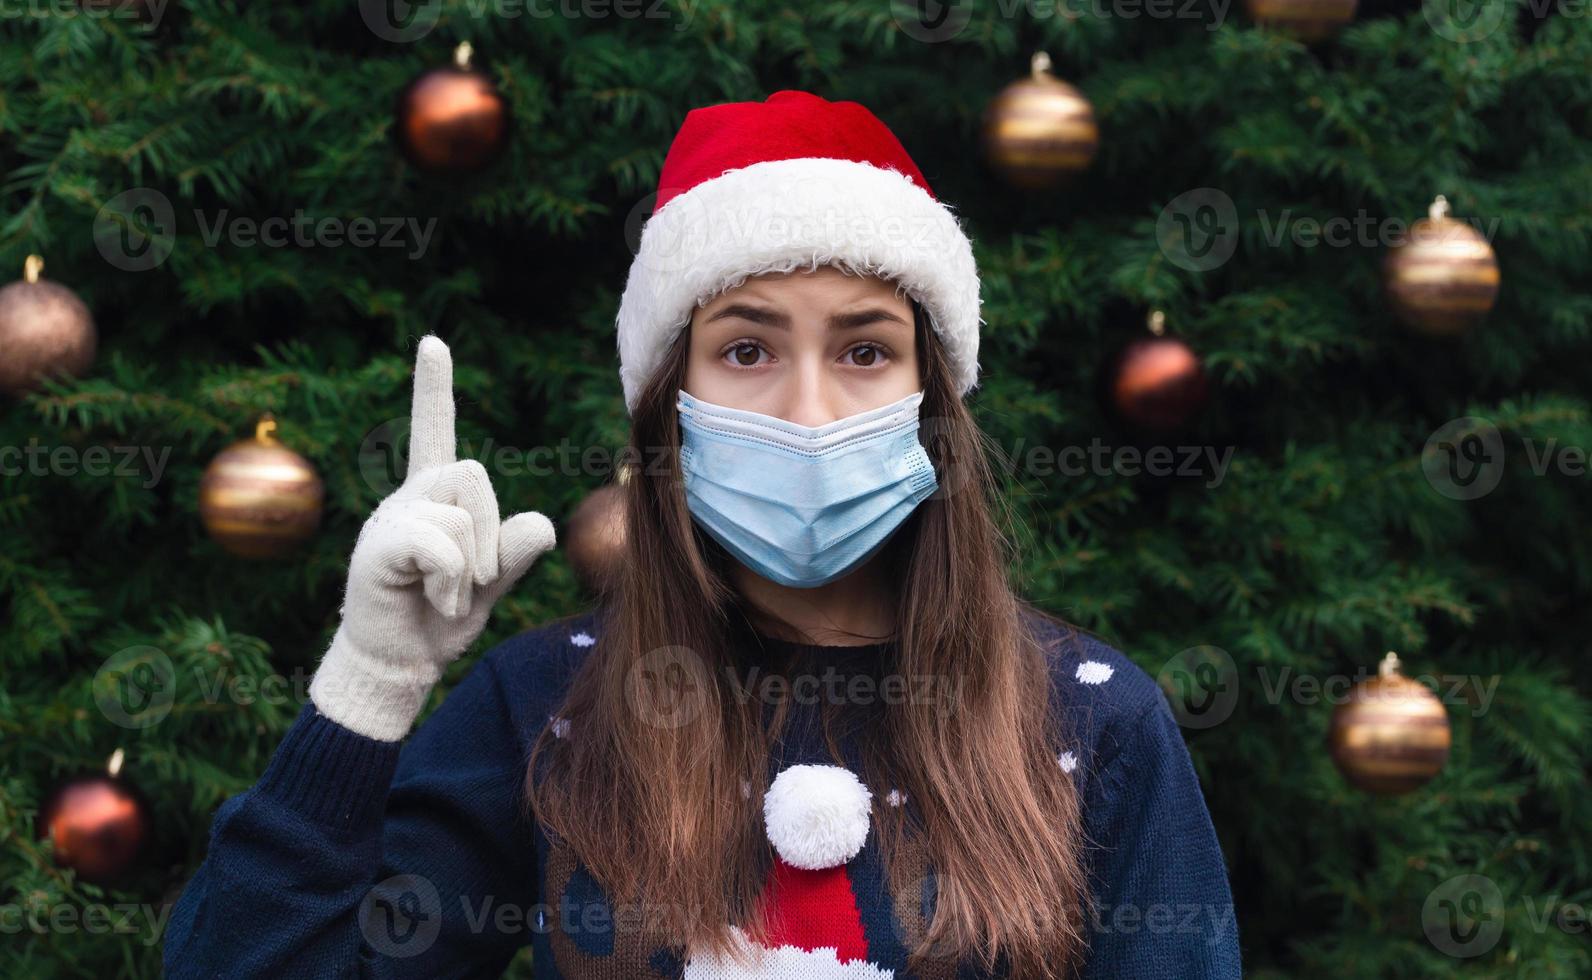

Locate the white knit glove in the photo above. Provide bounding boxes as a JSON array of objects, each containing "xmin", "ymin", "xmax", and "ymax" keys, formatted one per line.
[{"xmin": 308, "ymin": 335, "xmax": 556, "ymax": 741}]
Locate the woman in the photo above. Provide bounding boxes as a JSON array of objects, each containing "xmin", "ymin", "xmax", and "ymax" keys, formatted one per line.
[{"xmin": 165, "ymin": 91, "xmax": 1240, "ymax": 979}]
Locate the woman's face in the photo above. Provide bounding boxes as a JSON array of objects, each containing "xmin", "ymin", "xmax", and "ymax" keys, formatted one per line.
[{"xmin": 682, "ymin": 266, "xmax": 920, "ymax": 425}]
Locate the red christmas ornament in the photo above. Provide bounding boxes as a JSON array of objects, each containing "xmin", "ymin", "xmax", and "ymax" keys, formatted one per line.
[
  {"xmin": 1104, "ymin": 311, "xmax": 1209, "ymax": 434},
  {"xmin": 38, "ymin": 749, "xmax": 151, "ymax": 885},
  {"xmin": 396, "ymin": 41, "xmax": 509, "ymax": 175}
]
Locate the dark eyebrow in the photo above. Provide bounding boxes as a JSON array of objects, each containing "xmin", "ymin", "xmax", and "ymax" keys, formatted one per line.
[{"xmin": 704, "ymin": 303, "xmax": 911, "ymax": 331}]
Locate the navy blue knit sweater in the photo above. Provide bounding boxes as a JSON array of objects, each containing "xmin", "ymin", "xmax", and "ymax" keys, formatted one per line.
[{"xmin": 163, "ymin": 607, "xmax": 1241, "ymax": 978}]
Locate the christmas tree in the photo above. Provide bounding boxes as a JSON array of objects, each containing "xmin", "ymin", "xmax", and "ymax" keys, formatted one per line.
[{"xmin": 3, "ymin": 2, "xmax": 1589, "ymax": 977}]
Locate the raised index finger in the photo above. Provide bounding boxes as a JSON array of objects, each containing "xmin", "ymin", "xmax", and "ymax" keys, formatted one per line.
[{"xmin": 407, "ymin": 335, "xmax": 456, "ymax": 477}]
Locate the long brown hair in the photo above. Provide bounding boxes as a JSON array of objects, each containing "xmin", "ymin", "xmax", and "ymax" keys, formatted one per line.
[{"xmin": 528, "ymin": 293, "xmax": 1090, "ymax": 977}]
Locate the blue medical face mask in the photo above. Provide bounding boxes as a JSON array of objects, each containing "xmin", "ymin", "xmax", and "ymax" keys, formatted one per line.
[{"xmin": 676, "ymin": 388, "xmax": 940, "ymax": 589}]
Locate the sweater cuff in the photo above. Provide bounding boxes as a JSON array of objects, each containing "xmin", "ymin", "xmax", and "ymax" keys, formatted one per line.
[{"xmin": 255, "ymin": 701, "xmax": 403, "ymax": 834}]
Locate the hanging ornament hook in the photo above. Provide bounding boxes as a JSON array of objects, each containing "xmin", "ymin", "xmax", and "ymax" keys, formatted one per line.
[
  {"xmin": 23, "ymin": 254, "xmax": 44, "ymax": 284},
  {"xmin": 1428, "ymin": 195, "xmax": 1450, "ymax": 222},
  {"xmin": 1031, "ymin": 51, "xmax": 1053, "ymax": 79},
  {"xmin": 1378, "ymin": 651, "xmax": 1402, "ymax": 678},
  {"xmin": 255, "ymin": 413, "xmax": 279, "ymax": 443}
]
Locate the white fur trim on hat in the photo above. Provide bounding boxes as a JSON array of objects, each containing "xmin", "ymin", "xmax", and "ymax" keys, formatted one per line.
[
  {"xmin": 763, "ymin": 763, "xmax": 873, "ymax": 870},
  {"xmin": 616, "ymin": 157, "xmax": 982, "ymax": 414}
]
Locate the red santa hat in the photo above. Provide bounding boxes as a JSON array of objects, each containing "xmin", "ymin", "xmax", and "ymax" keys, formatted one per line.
[
  {"xmin": 615, "ymin": 90, "xmax": 983, "ymax": 416},
  {"xmin": 685, "ymin": 763, "xmax": 892, "ymax": 978}
]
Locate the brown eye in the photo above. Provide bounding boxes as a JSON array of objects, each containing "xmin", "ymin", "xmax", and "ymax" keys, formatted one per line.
[
  {"xmin": 848, "ymin": 345, "xmax": 882, "ymax": 367},
  {"xmin": 728, "ymin": 343, "xmax": 762, "ymax": 367}
]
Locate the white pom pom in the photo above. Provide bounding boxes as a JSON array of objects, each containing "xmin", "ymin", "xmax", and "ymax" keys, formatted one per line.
[{"xmin": 763, "ymin": 764, "xmax": 872, "ymax": 870}]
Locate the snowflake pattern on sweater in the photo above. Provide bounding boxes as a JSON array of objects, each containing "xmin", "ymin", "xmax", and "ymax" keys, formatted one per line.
[{"xmin": 163, "ymin": 608, "xmax": 1242, "ymax": 978}]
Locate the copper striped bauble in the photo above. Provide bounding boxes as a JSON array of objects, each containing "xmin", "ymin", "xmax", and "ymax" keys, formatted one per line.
[
  {"xmin": 0, "ymin": 255, "xmax": 97, "ymax": 398},
  {"xmin": 1329, "ymin": 653, "xmax": 1451, "ymax": 796},
  {"xmin": 982, "ymin": 52, "xmax": 1098, "ymax": 190},
  {"xmin": 1245, "ymin": 0, "xmax": 1358, "ymax": 42},
  {"xmin": 1383, "ymin": 195, "xmax": 1500, "ymax": 336},
  {"xmin": 199, "ymin": 416, "xmax": 324, "ymax": 559}
]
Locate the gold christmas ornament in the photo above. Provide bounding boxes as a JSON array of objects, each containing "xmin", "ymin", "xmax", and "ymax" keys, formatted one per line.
[
  {"xmin": 0, "ymin": 255, "xmax": 98, "ymax": 397},
  {"xmin": 199, "ymin": 415, "xmax": 325, "ymax": 558},
  {"xmin": 565, "ymin": 463, "xmax": 631, "ymax": 596},
  {"xmin": 1245, "ymin": 0, "xmax": 1359, "ymax": 42},
  {"xmin": 1328, "ymin": 652, "xmax": 1452, "ymax": 796},
  {"xmin": 981, "ymin": 52, "xmax": 1098, "ymax": 190},
  {"xmin": 1383, "ymin": 194, "xmax": 1500, "ymax": 336}
]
